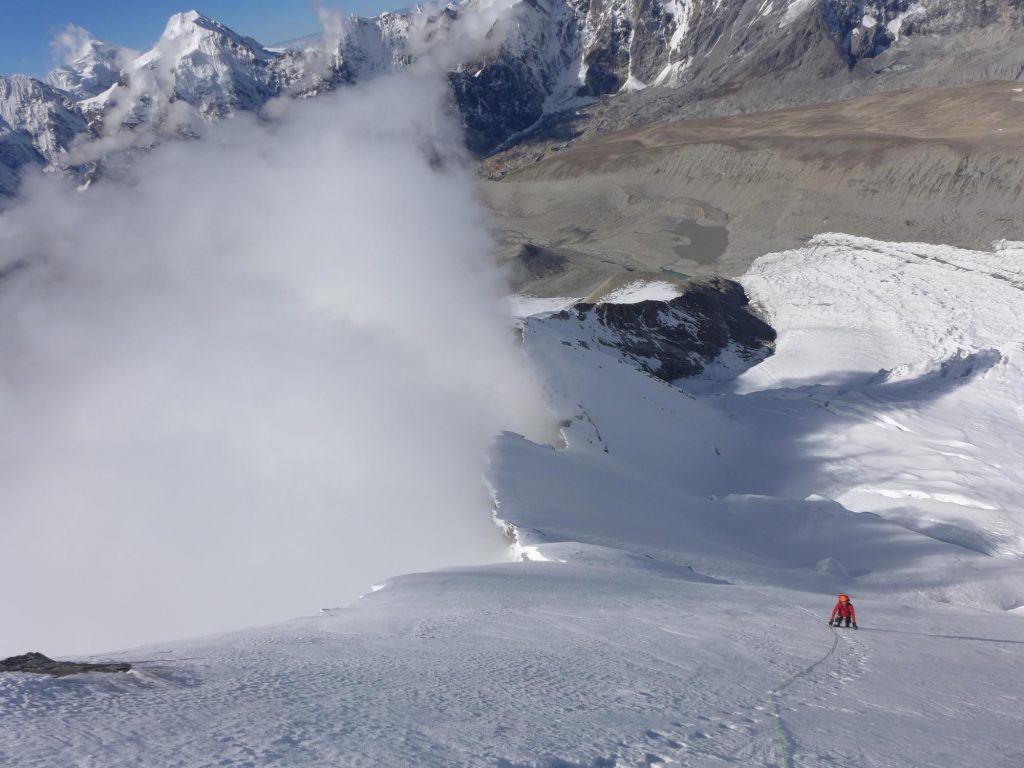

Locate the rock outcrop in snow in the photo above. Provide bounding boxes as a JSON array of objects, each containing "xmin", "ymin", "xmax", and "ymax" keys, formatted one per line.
[
  {"xmin": 0, "ymin": 652, "xmax": 131, "ymax": 677},
  {"xmin": 549, "ymin": 278, "xmax": 776, "ymax": 381}
]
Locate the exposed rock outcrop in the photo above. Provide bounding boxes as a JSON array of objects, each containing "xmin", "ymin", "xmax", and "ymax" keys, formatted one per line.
[
  {"xmin": 546, "ymin": 278, "xmax": 776, "ymax": 381},
  {"xmin": 1, "ymin": 652, "xmax": 131, "ymax": 677}
]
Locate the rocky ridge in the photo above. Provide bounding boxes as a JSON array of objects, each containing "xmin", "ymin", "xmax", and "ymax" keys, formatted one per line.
[
  {"xmin": 544, "ymin": 278, "xmax": 776, "ymax": 382},
  {"xmin": 0, "ymin": 75, "xmax": 88, "ymax": 168},
  {"xmin": 0, "ymin": 651, "xmax": 131, "ymax": 677}
]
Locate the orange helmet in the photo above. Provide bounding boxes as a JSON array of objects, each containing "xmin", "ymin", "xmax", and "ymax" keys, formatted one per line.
[{"xmin": 838, "ymin": 594, "xmax": 849, "ymax": 602}]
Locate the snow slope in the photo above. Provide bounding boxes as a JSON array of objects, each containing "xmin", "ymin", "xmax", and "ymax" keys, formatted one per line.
[
  {"xmin": 740, "ymin": 235, "xmax": 1024, "ymax": 558},
  {"xmin": 3, "ymin": 235, "xmax": 1024, "ymax": 767}
]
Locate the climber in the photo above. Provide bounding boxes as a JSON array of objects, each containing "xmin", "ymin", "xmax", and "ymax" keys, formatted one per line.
[{"xmin": 829, "ymin": 594, "xmax": 857, "ymax": 629}]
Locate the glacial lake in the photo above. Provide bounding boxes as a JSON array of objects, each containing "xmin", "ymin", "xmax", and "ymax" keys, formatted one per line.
[{"xmin": 672, "ymin": 218, "xmax": 729, "ymax": 265}]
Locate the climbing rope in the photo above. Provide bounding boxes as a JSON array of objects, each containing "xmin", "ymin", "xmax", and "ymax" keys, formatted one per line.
[{"xmin": 766, "ymin": 613, "xmax": 840, "ymax": 767}]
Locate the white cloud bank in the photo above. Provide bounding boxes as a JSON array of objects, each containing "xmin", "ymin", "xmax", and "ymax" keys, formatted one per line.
[{"xmin": 0, "ymin": 6, "xmax": 550, "ymax": 656}]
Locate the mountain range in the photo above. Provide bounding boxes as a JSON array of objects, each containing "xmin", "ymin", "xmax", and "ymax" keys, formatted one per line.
[{"xmin": 1, "ymin": 0, "xmax": 1022, "ymax": 197}]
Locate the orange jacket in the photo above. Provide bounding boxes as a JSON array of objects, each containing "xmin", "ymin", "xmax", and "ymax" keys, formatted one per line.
[{"xmin": 830, "ymin": 600, "xmax": 856, "ymax": 621}]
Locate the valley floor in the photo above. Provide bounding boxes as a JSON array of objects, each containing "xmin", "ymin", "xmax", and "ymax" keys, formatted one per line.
[{"xmin": 3, "ymin": 235, "xmax": 1024, "ymax": 767}]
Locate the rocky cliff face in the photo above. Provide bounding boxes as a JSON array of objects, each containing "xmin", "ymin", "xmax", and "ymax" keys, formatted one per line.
[
  {"xmin": 0, "ymin": 115, "xmax": 38, "ymax": 193},
  {"xmin": 0, "ymin": 75, "xmax": 89, "ymax": 168},
  {"xmin": 1, "ymin": 0, "xmax": 1022, "ymax": 196},
  {"xmin": 451, "ymin": 0, "xmax": 582, "ymax": 152},
  {"xmin": 571, "ymin": 0, "xmax": 1024, "ymax": 94},
  {"xmin": 544, "ymin": 278, "xmax": 776, "ymax": 381}
]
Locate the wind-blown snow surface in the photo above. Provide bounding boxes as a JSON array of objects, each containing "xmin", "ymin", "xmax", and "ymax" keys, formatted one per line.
[{"xmin": 4, "ymin": 235, "xmax": 1024, "ymax": 767}]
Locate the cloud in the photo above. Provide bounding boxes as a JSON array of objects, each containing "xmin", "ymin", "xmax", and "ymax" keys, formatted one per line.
[
  {"xmin": 410, "ymin": 0, "xmax": 520, "ymax": 68},
  {"xmin": 0, "ymin": 26, "xmax": 551, "ymax": 655},
  {"xmin": 50, "ymin": 22, "xmax": 137, "ymax": 69},
  {"xmin": 51, "ymin": 23, "xmax": 95, "ymax": 65},
  {"xmin": 315, "ymin": 2, "xmax": 347, "ymax": 62}
]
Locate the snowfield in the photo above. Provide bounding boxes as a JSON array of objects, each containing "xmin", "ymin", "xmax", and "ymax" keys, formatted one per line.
[
  {"xmin": 3, "ymin": 235, "xmax": 1024, "ymax": 767},
  {"xmin": 740, "ymin": 235, "xmax": 1024, "ymax": 559}
]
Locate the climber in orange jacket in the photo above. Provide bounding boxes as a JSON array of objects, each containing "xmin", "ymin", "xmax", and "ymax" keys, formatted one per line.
[{"xmin": 829, "ymin": 594, "xmax": 857, "ymax": 629}]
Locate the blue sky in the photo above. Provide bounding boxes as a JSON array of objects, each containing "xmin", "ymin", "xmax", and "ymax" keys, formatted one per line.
[{"xmin": 0, "ymin": 1, "xmax": 398, "ymax": 78}]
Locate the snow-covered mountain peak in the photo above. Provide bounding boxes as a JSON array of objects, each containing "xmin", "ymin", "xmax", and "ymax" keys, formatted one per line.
[
  {"xmin": 81, "ymin": 9, "xmax": 282, "ymax": 134},
  {"xmin": 46, "ymin": 37, "xmax": 131, "ymax": 99},
  {"xmin": 134, "ymin": 9, "xmax": 275, "ymax": 76},
  {"xmin": 166, "ymin": 9, "xmax": 205, "ymax": 30},
  {"xmin": 155, "ymin": 9, "xmax": 273, "ymax": 61}
]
